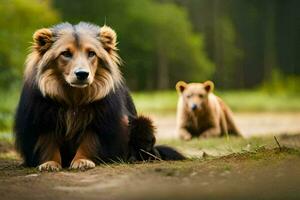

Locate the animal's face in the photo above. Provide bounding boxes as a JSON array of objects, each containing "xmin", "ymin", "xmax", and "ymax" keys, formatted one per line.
[
  {"xmin": 55, "ymin": 35, "xmax": 99, "ymax": 88},
  {"xmin": 176, "ymin": 81, "xmax": 214, "ymax": 112},
  {"xmin": 25, "ymin": 22, "xmax": 122, "ymax": 104}
]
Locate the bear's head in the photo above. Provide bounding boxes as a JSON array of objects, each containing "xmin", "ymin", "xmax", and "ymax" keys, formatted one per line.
[
  {"xmin": 25, "ymin": 22, "xmax": 122, "ymax": 105},
  {"xmin": 176, "ymin": 80, "xmax": 214, "ymax": 112}
]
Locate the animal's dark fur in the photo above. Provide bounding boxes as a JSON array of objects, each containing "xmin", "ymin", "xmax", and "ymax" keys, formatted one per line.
[
  {"xmin": 128, "ymin": 116, "xmax": 161, "ymax": 162},
  {"xmin": 128, "ymin": 116, "xmax": 185, "ymax": 162},
  {"xmin": 15, "ymin": 80, "xmax": 137, "ymax": 167},
  {"xmin": 155, "ymin": 145, "xmax": 186, "ymax": 161}
]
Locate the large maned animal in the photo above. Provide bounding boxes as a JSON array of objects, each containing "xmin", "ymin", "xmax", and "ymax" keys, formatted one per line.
[{"xmin": 14, "ymin": 22, "xmax": 182, "ymax": 171}]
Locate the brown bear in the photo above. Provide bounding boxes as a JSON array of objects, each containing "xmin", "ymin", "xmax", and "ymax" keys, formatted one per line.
[{"xmin": 175, "ymin": 80, "xmax": 241, "ymax": 140}]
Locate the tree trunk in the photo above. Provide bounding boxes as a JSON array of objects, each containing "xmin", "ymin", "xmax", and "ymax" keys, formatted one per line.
[
  {"xmin": 213, "ymin": 0, "xmax": 224, "ymax": 87},
  {"xmin": 264, "ymin": 0, "xmax": 278, "ymax": 80},
  {"xmin": 157, "ymin": 49, "xmax": 169, "ymax": 90}
]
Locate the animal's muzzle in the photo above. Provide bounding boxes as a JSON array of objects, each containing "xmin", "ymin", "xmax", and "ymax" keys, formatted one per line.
[
  {"xmin": 75, "ymin": 69, "xmax": 89, "ymax": 81},
  {"xmin": 191, "ymin": 104, "xmax": 198, "ymax": 111}
]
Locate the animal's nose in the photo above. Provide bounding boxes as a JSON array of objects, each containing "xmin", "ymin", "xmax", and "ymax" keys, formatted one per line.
[
  {"xmin": 75, "ymin": 69, "xmax": 89, "ymax": 81},
  {"xmin": 191, "ymin": 104, "xmax": 198, "ymax": 111}
]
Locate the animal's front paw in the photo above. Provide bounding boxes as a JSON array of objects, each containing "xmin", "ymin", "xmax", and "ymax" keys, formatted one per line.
[
  {"xmin": 38, "ymin": 161, "xmax": 62, "ymax": 172},
  {"xmin": 200, "ymin": 129, "xmax": 220, "ymax": 139},
  {"xmin": 199, "ymin": 133, "xmax": 210, "ymax": 139},
  {"xmin": 70, "ymin": 159, "xmax": 95, "ymax": 170},
  {"xmin": 181, "ymin": 134, "xmax": 192, "ymax": 141}
]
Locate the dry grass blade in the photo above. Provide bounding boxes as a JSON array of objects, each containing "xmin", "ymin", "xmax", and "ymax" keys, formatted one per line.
[{"xmin": 139, "ymin": 149, "xmax": 163, "ymax": 161}]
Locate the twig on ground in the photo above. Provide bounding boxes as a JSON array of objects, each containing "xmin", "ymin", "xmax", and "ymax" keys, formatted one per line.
[
  {"xmin": 274, "ymin": 136, "xmax": 282, "ymax": 151},
  {"xmin": 202, "ymin": 151, "xmax": 209, "ymax": 158}
]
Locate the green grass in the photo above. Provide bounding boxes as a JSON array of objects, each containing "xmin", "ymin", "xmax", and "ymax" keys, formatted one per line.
[
  {"xmin": 132, "ymin": 90, "xmax": 178, "ymax": 114},
  {"xmin": 132, "ymin": 89, "xmax": 300, "ymax": 114},
  {"xmin": 1, "ymin": 88, "xmax": 300, "ymax": 133},
  {"xmin": 218, "ymin": 90, "xmax": 300, "ymax": 112}
]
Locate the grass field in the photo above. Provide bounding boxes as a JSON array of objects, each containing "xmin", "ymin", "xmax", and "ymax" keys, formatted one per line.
[
  {"xmin": 132, "ymin": 90, "xmax": 300, "ymax": 114},
  {"xmin": 1, "ymin": 88, "xmax": 300, "ymax": 132}
]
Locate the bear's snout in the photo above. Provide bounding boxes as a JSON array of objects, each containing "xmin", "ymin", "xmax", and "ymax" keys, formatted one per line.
[{"xmin": 191, "ymin": 104, "xmax": 198, "ymax": 111}]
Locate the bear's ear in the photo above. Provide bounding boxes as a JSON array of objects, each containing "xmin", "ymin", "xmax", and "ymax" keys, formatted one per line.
[
  {"xmin": 176, "ymin": 81, "xmax": 187, "ymax": 93},
  {"xmin": 33, "ymin": 28, "xmax": 53, "ymax": 54},
  {"xmin": 100, "ymin": 25, "xmax": 118, "ymax": 54},
  {"xmin": 204, "ymin": 80, "xmax": 214, "ymax": 93}
]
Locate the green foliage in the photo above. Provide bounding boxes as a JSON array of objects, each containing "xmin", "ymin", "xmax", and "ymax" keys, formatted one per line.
[
  {"xmin": 54, "ymin": 0, "xmax": 213, "ymax": 90},
  {"xmin": 261, "ymin": 68, "xmax": 300, "ymax": 95},
  {"xmin": 1, "ymin": 0, "xmax": 298, "ymax": 91},
  {"xmin": 0, "ymin": 87, "xmax": 20, "ymax": 131},
  {"xmin": 0, "ymin": 0, "xmax": 59, "ymax": 88},
  {"xmin": 178, "ymin": 0, "xmax": 300, "ymax": 89},
  {"xmin": 215, "ymin": 16, "xmax": 243, "ymax": 88},
  {"xmin": 125, "ymin": 1, "xmax": 214, "ymax": 88}
]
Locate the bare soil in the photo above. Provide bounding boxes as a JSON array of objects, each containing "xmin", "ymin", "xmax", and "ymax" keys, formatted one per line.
[{"xmin": 0, "ymin": 139, "xmax": 300, "ymax": 200}]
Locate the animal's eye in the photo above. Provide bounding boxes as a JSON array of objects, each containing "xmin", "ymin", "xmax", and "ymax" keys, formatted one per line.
[
  {"xmin": 199, "ymin": 94, "xmax": 204, "ymax": 98},
  {"xmin": 88, "ymin": 51, "xmax": 96, "ymax": 58},
  {"xmin": 186, "ymin": 94, "xmax": 192, "ymax": 98},
  {"xmin": 61, "ymin": 50, "xmax": 72, "ymax": 58}
]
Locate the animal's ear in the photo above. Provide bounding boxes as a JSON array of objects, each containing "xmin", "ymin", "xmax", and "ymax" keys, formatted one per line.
[
  {"xmin": 100, "ymin": 25, "xmax": 118, "ymax": 54},
  {"xmin": 204, "ymin": 80, "xmax": 214, "ymax": 93},
  {"xmin": 33, "ymin": 28, "xmax": 53, "ymax": 54},
  {"xmin": 176, "ymin": 81, "xmax": 187, "ymax": 93}
]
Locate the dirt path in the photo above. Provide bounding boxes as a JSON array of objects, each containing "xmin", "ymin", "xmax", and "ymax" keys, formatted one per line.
[
  {"xmin": 152, "ymin": 112, "xmax": 300, "ymax": 139},
  {"xmin": 0, "ymin": 148, "xmax": 299, "ymax": 200}
]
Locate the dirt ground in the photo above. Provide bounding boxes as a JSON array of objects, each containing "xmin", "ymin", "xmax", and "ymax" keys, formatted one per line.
[
  {"xmin": 153, "ymin": 112, "xmax": 300, "ymax": 139},
  {"xmin": 0, "ymin": 112, "xmax": 300, "ymax": 200},
  {"xmin": 0, "ymin": 147, "xmax": 299, "ymax": 200}
]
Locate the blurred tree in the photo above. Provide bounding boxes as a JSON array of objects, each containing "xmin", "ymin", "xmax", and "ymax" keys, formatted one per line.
[
  {"xmin": 53, "ymin": 0, "xmax": 214, "ymax": 90},
  {"xmin": 174, "ymin": 0, "xmax": 300, "ymax": 89},
  {"xmin": 275, "ymin": 0, "xmax": 299, "ymax": 75},
  {"xmin": 173, "ymin": 0, "xmax": 243, "ymax": 88},
  {"xmin": 0, "ymin": 0, "xmax": 59, "ymax": 89},
  {"xmin": 1, "ymin": 0, "xmax": 298, "ymax": 90},
  {"xmin": 172, "ymin": 0, "xmax": 243, "ymax": 89},
  {"xmin": 212, "ymin": 1, "xmax": 243, "ymax": 89}
]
